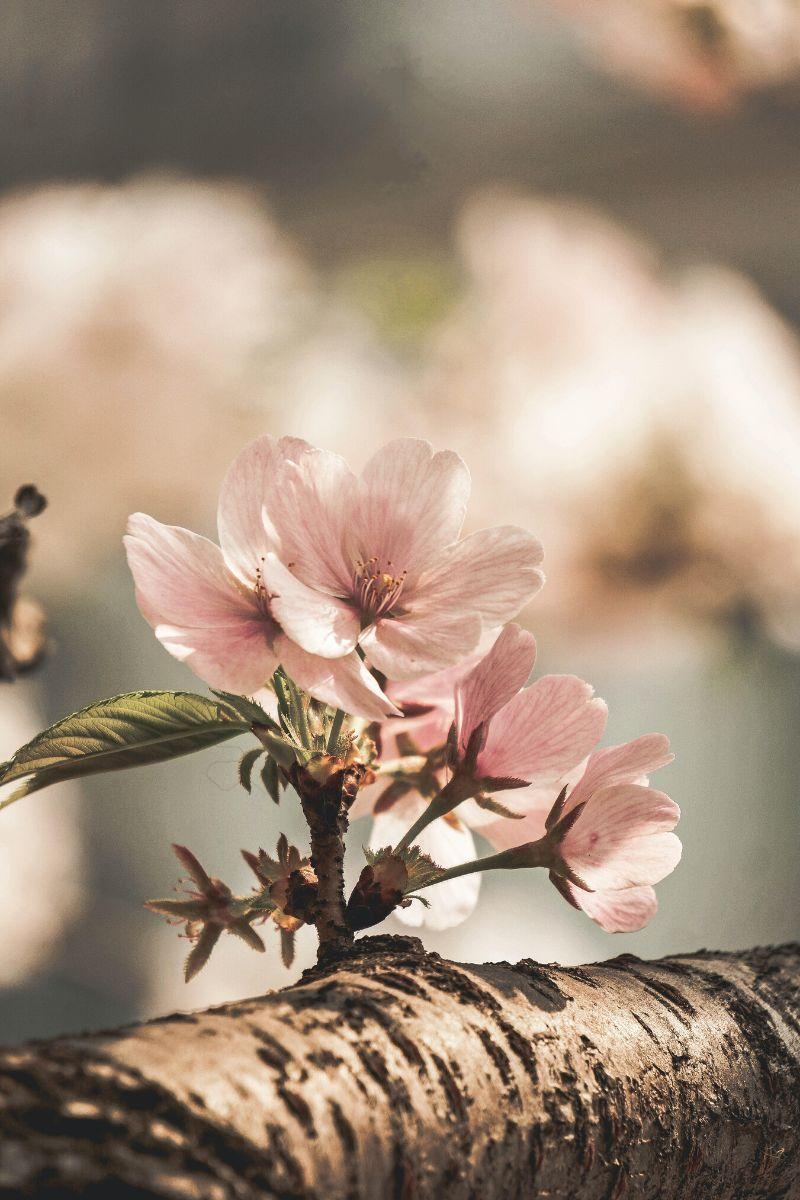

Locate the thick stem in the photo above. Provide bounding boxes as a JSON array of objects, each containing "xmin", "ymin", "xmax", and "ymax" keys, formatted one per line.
[
  {"xmin": 293, "ymin": 763, "xmax": 357, "ymax": 963},
  {"xmin": 306, "ymin": 802, "xmax": 352, "ymax": 962}
]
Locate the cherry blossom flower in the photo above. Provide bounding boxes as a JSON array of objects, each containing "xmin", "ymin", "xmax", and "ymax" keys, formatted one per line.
[
  {"xmin": 451, "ymin": 623, "xmax": 607, "ymax": 791},
  {"xmin": 351, "ymin": 623, "xmax": 607, "ymax": 928},
  {"xmin": 124, "ymin": 439, "xmax": 397, "ymax": 721},
  {"xmin": 485, "ymin": 733, "xmax": 678, "ymax": 932},
  {"xmin": 257, "ymin": 437, "xmax": 545, "ymax": 680}
]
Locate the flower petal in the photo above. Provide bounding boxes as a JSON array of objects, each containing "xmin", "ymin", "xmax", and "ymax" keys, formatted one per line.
[
  {"xmin": 570, "ymin": 884, "xmax": 659, "ymax": 933},
  {"xmin": 263, "ymin": 554, "xmax": 360, "ymax": 658},
  {"xmin": 369, "ymin": 803, "xmax": 481, "ymax": 931},
  {"xmin": 562, "ymin": 783, "xmax": 681, "ymax": 891},
  {"xmin": 357, "ymin": 439, "xmax": 471, "ymax": 577},
  {"xmin": 276, "ymin": 635, "xmax": 400, "ymax": 721},
  {"xmin": 265, "ymin": 448, "xmax": 358, "ymax": 594},
  {"xmin": 565, "ymin": 734, "xmax": 674, "ymax": 816},
  {"xmin": 360, "ymin": 607, "xmax": 482, "ymax": 680},
  {"xmin": 416, "ymin": 525, "xmax": 544, "ymax": 626},
  {"xmin": 217, "ymin": 435, "xmax": 311, "ymax": 583},
  {"xmin": 124, "ymin": 513, "xmax": 277, "ymax": 692},
  {"xmin": 455, "ymin": 623, "xmax": 536, "ymax": 751},
  {"xmin": 476, "ymin": 674, "xmax": 607, "ymax": 782}
]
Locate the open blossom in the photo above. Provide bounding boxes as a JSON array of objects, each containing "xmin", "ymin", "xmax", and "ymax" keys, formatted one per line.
[
  {"xmin": 543, "ymin": 735, "xmax": 680, "ymax": 932},
  {"xmin": 256, "ymin": 436, "xmax": 545, "ymax": 680},
  {"xmin": 124, "ymin": 439, "xmax": 396, "ymax": 721},
  {"xmin": 483, "ymin": 733, "xmax": 679, "ymax": 932},
  {"xmin": 352, "ymin": 623, "xmax": 608, "ymax": 928},
  {"xmin": 452, "ymin": 623, "xmax": 607, "ymax": 790}
]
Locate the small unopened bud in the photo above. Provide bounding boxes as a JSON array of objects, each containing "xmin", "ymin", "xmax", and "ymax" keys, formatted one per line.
[{"xmin": 346, "ymin": 853, "xmax": 410, "ymax": 931}]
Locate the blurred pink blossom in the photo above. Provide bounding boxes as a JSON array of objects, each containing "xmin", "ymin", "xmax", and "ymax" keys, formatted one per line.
[
  {"xmin": 422, "ymin": 191, "xmax": 800, "ymax": 655},
  {"xmin": 551, "ymin": 0, "xmax": 800, "ymax": 110}
]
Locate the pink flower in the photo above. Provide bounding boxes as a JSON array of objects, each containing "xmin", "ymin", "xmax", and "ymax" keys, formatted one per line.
[
  {"xmin": 352, "ymin": 623, "xmax": 608, "ymax": 928},
  {"xmin": 539, "ymin": 733, "xmax": 679, "ymax": 932},
  {"xmin": 256, "ymin": 437, "xmax": 545, "ymax": 679},
  {"xmin": 124, "ymin": 437, "xmax": 397, "ymax": 720},
  {"xmin": 453, "ymin": 623, "xmax": 608, "ymax": 789}
]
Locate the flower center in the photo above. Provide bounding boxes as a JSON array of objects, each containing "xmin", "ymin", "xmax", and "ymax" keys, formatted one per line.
[
  {"xmin": 353, "ymin": 556, "xmax": 407, "ymax": 624},
  {"xmin": 253, "ymin": 559, "xmax": 271, "ymax": 617}
]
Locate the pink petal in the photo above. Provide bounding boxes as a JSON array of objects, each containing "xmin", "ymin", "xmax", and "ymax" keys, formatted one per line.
[
  {"xmin": 388, "ymin": 627, "xmax": 500, "ymax": 711},
  {"xmin": 276, "ymin": 635, "xmax": 400, "ymax": 721},
  {"xmin": 571, "ymin": 884, "xmax": 659, "ymax": 933},
  {"xmin": 565, "ymin": 733, "xmax": 673, "ymax": 816},
  {"xmin": 124, "ymin": 514, "xmax": 277, "ymax": 693},
  {"xmin": 562, "ymin": 783, "xmax": 681, "ymax": 890},
  {"xmin": 360, "ymin": 607, "xmax": 482, "ymax": 681},
  {"xmin": 265, "ymin": 448, "xmax": 358, "ymax": 594},
  {"xmin": 356, "ymin": 439, "xmax": 470, "ymax": 578},
  {"xmin": 217, "ymin": 435, "xmax": 311, "ymax": 583},
  {"xmin": 369, "ymin": 803, "xmax": 481, "ymax": 931},
  {"xmin": 263, "ymin": 554, "xmax": 360, "ymax": 658},
  {"xmin": 477, "ymin": 674, "xmax": 607, "ymax": 783},
  {"xmin": 455, "ymin": 623, "xmax": 536, "ymax": 752},
  {"xmin": 415, "ymin": 525, "xmax": 544, "ymax": 626}
]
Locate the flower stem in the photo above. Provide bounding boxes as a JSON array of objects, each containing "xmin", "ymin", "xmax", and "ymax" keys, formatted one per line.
[
  {"xmin": 417, "ymin": 839, "xmax": 551, "ymax": 888},
  {"xmin": 394, "ymin": 774, "xmax": 478, "ymax": 852},
  {"xmin": 292, "ymin": 761, "xmax": 365, "ymax": 963},
  {"xmin": 326, "ymin": 707, "xmax": 346, "ymax": 753}
]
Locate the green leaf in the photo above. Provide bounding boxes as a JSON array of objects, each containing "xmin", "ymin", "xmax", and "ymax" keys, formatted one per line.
[
  {"xmin": 238, "ymin": 748, "xmax": 264, "ymax": 794},
  {"xmin": 0, "ymin": 691, "xmax": 252, "ymax": 810},
  {"xmin": 211, "ymin": 690, "xmax": 277, "ymax": 728},
  {"xmin": 260, "ymin": 755, "xmax": 282, "ymax": 804}
]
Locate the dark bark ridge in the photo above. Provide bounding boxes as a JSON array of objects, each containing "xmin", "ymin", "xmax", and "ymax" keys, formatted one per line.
[{"xmin": 0, "ymin": 937, "xmax": 798, "ymax": 1200}]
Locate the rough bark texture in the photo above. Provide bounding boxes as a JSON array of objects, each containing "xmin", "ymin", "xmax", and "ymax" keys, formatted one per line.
[
  {"xmin": 0, "ymin": 936, "xmax": 798, "ymax": 1200},
  {"xmin": 292, "ymin": 762, "xmax": 366, "ymax": 962}
]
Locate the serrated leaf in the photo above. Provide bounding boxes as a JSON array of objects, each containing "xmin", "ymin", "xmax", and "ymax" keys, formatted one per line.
[
  {"xmin": 364, "ymin": 844, "xmax": 446, "ymax": 894},
  {"xmin": 260, "ymin": 755, "xmax": 282, "ymax": 804},
  {"xmin": 0, "ymin": 691, "xmax": 251, "ymax": 810},
  {"xmin": 474, "ymin": 792, "xmax": 526, "ymax": 820},
  {"xmin": 280, "ymin": 926, "xmax": 296, "ymax": 968},
  {"xmin": 479, "ymin": 775, "xmax": 532, "ymax": 793},
  {"xmin": 211, "ymin": 690, "xmax": 276, "ymax": 728},
  {"xmin": 238, "ymin": 748, "xmax": 264, "ymax": 794},
  {"xmin": 185, "ymin": 924, "xmax": 222, "ymax": 982}
]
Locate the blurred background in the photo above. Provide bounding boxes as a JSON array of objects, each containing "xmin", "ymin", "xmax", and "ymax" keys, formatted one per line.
[{"xmin": 1, "ymin": 0, "xmax": 799, "ymax": 1043}]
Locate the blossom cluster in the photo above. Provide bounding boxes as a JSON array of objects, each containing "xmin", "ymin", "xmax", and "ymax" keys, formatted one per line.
[{"xmin": 125, "ymin": 435, "xmax": 680, "ymax": 970}]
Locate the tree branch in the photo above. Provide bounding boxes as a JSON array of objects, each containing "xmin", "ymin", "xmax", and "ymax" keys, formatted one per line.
[
  {"xmin": 0, "ymin": 937, "xmax": 798, "ymax": 1198},
  {"xmin": 0, "ymin": 485, "xmax": 47, "ymax": 681}
]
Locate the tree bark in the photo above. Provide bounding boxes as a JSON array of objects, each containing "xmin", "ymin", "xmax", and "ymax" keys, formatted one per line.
[{"xmin": 0, "ymin": 936, "xmax": 798, "ymax": 1200}]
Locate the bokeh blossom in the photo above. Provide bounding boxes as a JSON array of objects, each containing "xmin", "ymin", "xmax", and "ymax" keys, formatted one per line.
[
  {"xmin": 550, "ymin": 0, "xmax": 800, "ymax": 110},
  {"xmin": 0, "ymin": 690, "xmax": 84, "ymax": 986},
  {"xmin": 421, "ymin": 192, "xmax": 800, "ymax": 657}
]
